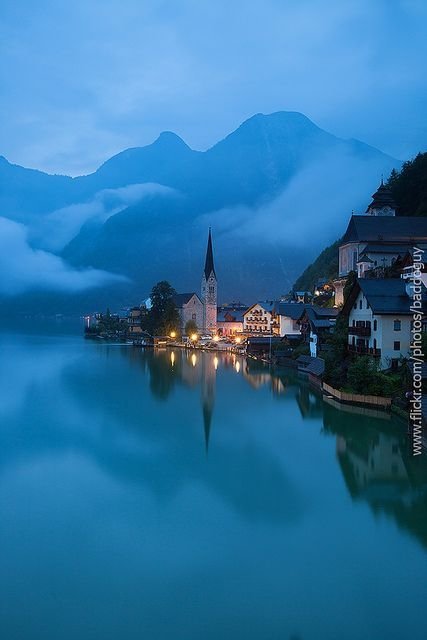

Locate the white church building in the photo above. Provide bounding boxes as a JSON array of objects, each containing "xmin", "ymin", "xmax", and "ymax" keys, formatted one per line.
[{"xmin": 174, "ymin": 229, "xmax": 218, "ymax": 335}]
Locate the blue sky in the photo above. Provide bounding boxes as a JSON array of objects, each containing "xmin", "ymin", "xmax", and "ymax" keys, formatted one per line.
[{"xmin": 1, "ymin": 0, "xmax": 426, "ymax": 175}]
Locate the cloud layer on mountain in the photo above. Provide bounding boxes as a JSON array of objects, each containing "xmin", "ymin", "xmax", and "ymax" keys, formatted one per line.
[
  {"xmin": 29, "ymin": 182, "xmax": 178, "ymax": 252},
  {"xmin": 0, "ymin": 111, "xmax": 399, "ymax": 306},
  {"xmin": 0, "ymin": 217, "xmax": 127, "ymax": 296}
]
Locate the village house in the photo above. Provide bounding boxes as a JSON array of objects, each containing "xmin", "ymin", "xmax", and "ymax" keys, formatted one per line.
[
  {"xmin": 217, "ymin": 306, "xmax": 245, "ymax": 337},
  {"xmin": 127, "ymin": 305, "xmax": 148, "ymax": 337},
  {"xmin": 341, "ymin": 278, "xmax": 426, "ymax": 371},
  {"xmin": 243, "ymin": 302, "xmax": 279, "ymax": 334},
  {"xmin": 299, "ymin": 306, "xmax": 338, "ymax": 357},
  {"xmin": 274, "ymin": 302, "xmax": 306, "ymax": 337}
]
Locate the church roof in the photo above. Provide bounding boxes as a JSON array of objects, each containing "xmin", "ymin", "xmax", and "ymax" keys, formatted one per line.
[
  {"xmin": 172, "ymin": 292, "xmax": 200, "ymax": 307},
  {"xmin": 342, "ymin": 215, "xmax": 427, "ymax": 244},
  {"xmin": 366, "ymin": 180, "xmax": 397, "ymax": 212},
  {"xmin": 204, "ymin": 229, "xmax": 216, "ymax": 280}
]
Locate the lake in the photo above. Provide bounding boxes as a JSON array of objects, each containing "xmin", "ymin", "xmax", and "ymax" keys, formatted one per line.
[{"xmin": 0, "ymin": 332, "xmax": 426, "ymax": 640}]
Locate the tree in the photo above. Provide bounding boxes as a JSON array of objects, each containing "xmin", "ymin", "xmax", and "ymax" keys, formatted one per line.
[
  {"xmin": 323, "ymin": 315, "xmax": 349, "ymax": 388},
  {"xmin": 343, "ymin": 271, "xmax": 357, "ymax": 302},
  {"xmin": 185, "ymin": 319, "xmax": 198, "ymax": 337},
  {"xmin": 387, "ymin": 152, "xmax": 427, "ymax": 217},
  {"xmin": 147, "ymin": 281, "xmax": 180, "ymax": 335},
  {"xmin": 346, "ymin": 356, "xmax": 400, "ymax": 396}
]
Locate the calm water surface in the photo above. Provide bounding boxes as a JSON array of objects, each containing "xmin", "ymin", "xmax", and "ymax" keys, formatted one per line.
[{"xmin": 0, "ymin": 333, "xmax": 426, "ymax": 640}]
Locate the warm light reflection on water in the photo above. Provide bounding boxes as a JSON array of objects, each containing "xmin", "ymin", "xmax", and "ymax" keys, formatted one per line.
[{"xmin": 0, "ymin": 335, "xmax": 426, "ymax": 640}]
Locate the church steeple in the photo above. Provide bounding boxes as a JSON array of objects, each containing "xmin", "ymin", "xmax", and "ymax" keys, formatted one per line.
[
  {"xmin": 365, "ymin": 179, "xmax": 396, "ymax": 216},
  {"xmin": 204, "ymin": 228, "xmax": 216, "ymax": 280},
  {"xmin": 201, "ymin": 228, "xmax": 217, "ymax": 334}
]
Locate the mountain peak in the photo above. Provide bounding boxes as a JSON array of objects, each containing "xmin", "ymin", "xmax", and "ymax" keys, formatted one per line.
[
  {"xmin": 238, "ymin": 110, "xmax": 323, "ymax": 135},
  {"xmin": 153, "ymin": 131, "xmax": 190, "ymax": 149}
]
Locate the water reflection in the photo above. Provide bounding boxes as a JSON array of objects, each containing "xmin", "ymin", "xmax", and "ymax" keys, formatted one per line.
[
  {"xmin": 323, "ymin": 401, "xmax": 427, "ymax": 549},
  {"xmin": 1, "ymin": 337, "xmax": 426, "ymax": 550},
  {"xmin": 1, "ymin": 335, "xmax": 427, "ymax": 640}
]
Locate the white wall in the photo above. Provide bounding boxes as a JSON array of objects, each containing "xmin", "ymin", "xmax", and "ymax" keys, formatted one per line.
[
  {"xmin": 180, "ymin": 295, "xmax": 204, "ymax": 332},
  {"xmin": 279, "ymin": 315, "xmax": 301, "ymax": 337},
  {"xmin": 348, "ymin": 289, "xmax": 411, "ymax": 369}
]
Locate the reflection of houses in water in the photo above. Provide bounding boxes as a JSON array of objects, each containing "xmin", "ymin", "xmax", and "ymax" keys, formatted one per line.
[
  {"xmin": 336, "ymin": 432, "xmax": 408, "ymax": 491},
  {"xmin": 242, "ymin": 359, "xmax": 287, "ymax": 396},
  {"xmin": 323, "ymin": 402, "xmax": 427, "ymax": 549}
]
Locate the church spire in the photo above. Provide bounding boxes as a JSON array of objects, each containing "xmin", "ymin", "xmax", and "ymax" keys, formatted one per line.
[{"xmin": 204, "ymin": 228, "xmax": 216, "ymax": 280}]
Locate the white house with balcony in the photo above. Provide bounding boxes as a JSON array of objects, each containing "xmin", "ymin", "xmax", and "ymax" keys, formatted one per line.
[
  {"xmin": 342, "ymin": 278, "xmax": 424, "ymax": 370},
  {"xmin": 243, "ymin": 302, "xmax": 278, "ymax": 334}
]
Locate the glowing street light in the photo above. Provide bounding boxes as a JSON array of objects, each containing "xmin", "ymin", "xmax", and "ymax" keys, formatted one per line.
[
  {"xmin": 213, "ymin": 335, "xmax": 219, "ymax": 342},
  {"xmin": 191, "ymin": 333, "xmax": 198, "ymax": 342},
  {"xmin": 235, "ymin": 336, "xmax": 241, "ymax": 344},
  {"xmin": 170, "ymin": 331, "xmax": 176, "ymax": 339}
]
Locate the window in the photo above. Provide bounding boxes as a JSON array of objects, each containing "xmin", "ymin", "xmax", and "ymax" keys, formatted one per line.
[
  {"xmin": 359, "ymin": 299, "xmax": 362, "ymax": 309},
  {"xmin": 393, "ymin": 341, "xmax": 400, "ymax": 351},
  {"xmin": 373, "ymin": 338, "xmax": 377, "ymax": 349},
  {"xmin": 393, "ymin": 319, "xmax": 401, "ymax": 331},
  {"xmin": 209, "ymin": 285, "xmax": 215, "ymax": 294},
  {"xmin": 192, "ymin": 313, "xmax": 196, "ymax": 320},
  {"xmin": 354, "ymin": 303, "xmax": 357, "ymax": 310},
  {"xmin": 373, "ymin": 319, "xmax": 377, "ymax": 331},
  {"xmin": 391, "ymin": 358, "xmax": 399, "ymax": 370}
]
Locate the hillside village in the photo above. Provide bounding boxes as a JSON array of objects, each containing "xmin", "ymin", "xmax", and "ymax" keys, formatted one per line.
[{"xmin": 87, "ymin": 164, "xmax": 427, "ymax": 429}]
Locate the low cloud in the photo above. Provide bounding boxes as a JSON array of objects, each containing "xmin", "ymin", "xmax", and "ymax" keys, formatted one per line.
[
  {"xmin": 201, "ymin": 148, "xmax": 395, "ymax": 250},
  {"xmin": 30, "ymin": 182, "xmax": 178, "ymax": 252},
  {"xmin": 0, "ymin": 217, "xmax": 127, "ymax": 296}
]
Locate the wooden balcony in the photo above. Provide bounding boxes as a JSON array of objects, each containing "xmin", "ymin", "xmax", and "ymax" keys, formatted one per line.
[
  {"xmin": 348, "ymin": 326, "xmax": 371, "ymax": 337},
  {"xmin": 348, "ymin": 344, "xmax": 381, "ymax": 357}
]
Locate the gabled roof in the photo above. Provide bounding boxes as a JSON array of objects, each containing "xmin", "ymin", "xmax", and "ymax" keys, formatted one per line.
[
  {"xmin": 312, "ymin": 306, "xmax": 339, "ymax": 318},
  {"xmin": 244, "ymin": 301, "xmax": 276, "ymax": 315},
  {"xmin": 302, "ymin": 305, "xmax": 338, "ymax": 330},
  {"xmin": 362, "ymin": 243, "xmax": 413, "ymax": 254},
  {"xmin": 173, "ymin": 292, "xmax": 200, "ymax": 307},
  {"xmin": 204, "ymin": 228, "xmax": 216, "ymax": 279},
  {"xmin": 341, "ymin": 215, "xmax": 427, "ymax": 244},
  {"xmin": 217, "ymin": 309, "xmax": 244, "ymax": 322},
  {"xmin": 357, "ymin": 254, "xmax": 374, "ymax": 263},
  {"xmin": 275, "ymin": 302, "xmax": 306, "ymax": 320},
  {"xmin": 298, "ymin": 356, "xmax": 325, "ymax": 377},
  {"xmin": 342, "ymin": 278, "xmax": 426, "ymax": 316}
]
